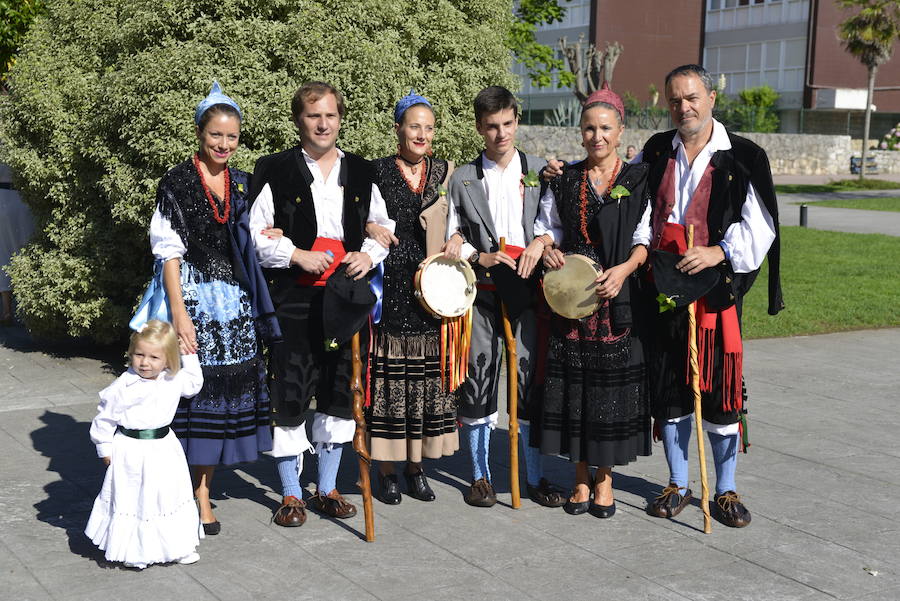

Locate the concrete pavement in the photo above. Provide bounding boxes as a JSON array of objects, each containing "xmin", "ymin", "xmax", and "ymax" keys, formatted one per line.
[{"xmin": 2, "ymin": 323, "xmax": 899, "ymax": 601}]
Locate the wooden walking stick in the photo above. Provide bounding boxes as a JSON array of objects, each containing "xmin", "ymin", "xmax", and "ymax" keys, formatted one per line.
[
  {"xmin": 498, "ymin": 237, "xmax": 521, "ymax": 509},
  {"xmin": 686, "ymin": 224, "xmax": 712, "ymax": 534},
  {"xmin": 350, "ymin": 331, "xmax": 375, "ymax": 542}
]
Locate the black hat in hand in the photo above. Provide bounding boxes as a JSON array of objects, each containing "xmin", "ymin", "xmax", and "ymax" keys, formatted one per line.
[
  {"xmin": 650, "ymin": 249, "xmax": 720, "ymax": 309},
  {"xmin": 322, "ymin": 263, "xmax": 376, "ymax": 351}
]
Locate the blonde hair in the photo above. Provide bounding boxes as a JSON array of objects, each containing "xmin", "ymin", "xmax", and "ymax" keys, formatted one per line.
[{"xmin": 127, "ymin": 320, "xmax": 180, "ymax": 375}]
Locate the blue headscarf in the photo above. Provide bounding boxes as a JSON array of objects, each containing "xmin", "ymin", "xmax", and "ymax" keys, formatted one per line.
[
  {"xmin": 194, "ymin": 80, "xmax": 243, "ymax": 125},
  {"xmin": 393, "ymin": 88, "xmax": 432, "ymax": 124}
]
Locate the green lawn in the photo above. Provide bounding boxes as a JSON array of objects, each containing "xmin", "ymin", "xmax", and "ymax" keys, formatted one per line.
[
  {"xmin": 775, "ymin": 178, "xmax": 900, "ymax": 194},
  {"xmin": 741, "ymin": 226, "xmax": 900, "ymax": 339},
  {"xmin": 794, "ymin": 197, "xmax": 900, "ymax": 212}
]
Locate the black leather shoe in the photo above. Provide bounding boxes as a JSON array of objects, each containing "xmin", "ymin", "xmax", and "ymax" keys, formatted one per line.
[
  {"xmin": 527, "ymin": 478, "xmax": 567, "ymax": 508},
  {"xmin": 202, "ymin": 520, "xmax": 221, "ymax": 535},
  {"xmin": 378, "ymin": 473, "xmax": 402, "ymax": 505},
  {"xmin": 714, "ymin": 491, "xmax": 751, "ymax": 528},
  {"xmin": 405, "ymin": 470, "xmax": 436, "ymax": 502},
  {"xmin": 646, "ymin": 484, "xmax": 692, "ymax": 518},
  {"xmin": 589, "ymin": 502, "xmax": 616, "ymax": 519},
  {"xmin": 563, "ymin": 498, "xmax": 590, "ymax": 515}
]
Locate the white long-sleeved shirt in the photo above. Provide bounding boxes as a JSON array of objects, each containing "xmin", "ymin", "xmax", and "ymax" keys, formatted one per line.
[
  {"xmin": 90, "ymin": 354, "xmax": 204, "ymax": 458},
  {"xmin": 447, "ymin": 151, "xmax": 556, "ymax": 258},
  {"xmin": 631, "ymin": 120, "xmax": 776, "ymax": 274},
  {"xmin": 247, "ymin": 147, "xmax": 395, "ymax": 269}
]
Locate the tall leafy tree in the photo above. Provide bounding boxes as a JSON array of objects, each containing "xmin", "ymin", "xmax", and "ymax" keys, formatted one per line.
[
  {"xmin": 0, "ymin": 0, "xmax": 517, "ymax": 342},
  {"xmin": 837, "ymin": 0, "xmax": 900, "ymax": 179},
  {"xmin": 509, "ymin": 0, "xmax": 575, "ymax": 88},
  {"xmin": 0, "ymin": 0, "xmax": 46, "ymax": 87}
]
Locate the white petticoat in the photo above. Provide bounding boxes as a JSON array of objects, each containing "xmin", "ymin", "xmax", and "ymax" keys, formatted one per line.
[{"xmin": 84, "ymin": 430, "xmax": 201, "ymax": 567}]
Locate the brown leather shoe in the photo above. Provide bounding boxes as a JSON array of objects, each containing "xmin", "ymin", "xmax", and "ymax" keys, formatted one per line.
[
  {"xmin": 714, "ymin": 491, "xmax": 751, "ymax": 528},
  {"xmin": 464, "ymin": 477, "xmax": 497, "ymax": 507},
  {"xmin": 646, "ymin": 483, "xmax": 693, "ymax": 518},
  {"xmin": 527, "ymin": 477, "xmax": 567, "ymax": 508},
  {"xmin": 272, "ymin": 495, "xmax": 307, "ymax": 527},
  {"xmin": 310, "ymin": 489, "xmax": 358, "ymax": 519}
]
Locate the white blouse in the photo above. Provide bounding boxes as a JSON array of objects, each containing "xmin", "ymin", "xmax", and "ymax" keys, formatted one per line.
[
  {"xmin": 631, "ymin": 120, "xmax": 776, "ymax": 274},
  {"xmin": 248, "ymin": 148, "xmax": 395, "ymax": 269},
  {"xmin": 90, "ymin": 354, "xmax": 203, "ymax": 458}
]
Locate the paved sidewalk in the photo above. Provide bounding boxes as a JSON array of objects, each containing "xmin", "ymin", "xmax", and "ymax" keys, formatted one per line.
[{"xmin": 2, "ymin": 324, "xmax": 899, "ymax": 601}]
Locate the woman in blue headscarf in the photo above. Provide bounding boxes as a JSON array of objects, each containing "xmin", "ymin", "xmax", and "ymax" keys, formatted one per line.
[
  {"xmin": 150, "ymin": 82, "xmax": 278, "ymax": 534},
  {"xmin": 364, "ymin": 90, "xmax": 457, "ymax": 505}
]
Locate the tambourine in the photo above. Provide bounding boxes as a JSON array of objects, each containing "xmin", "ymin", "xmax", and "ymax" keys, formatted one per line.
[
  {"xmin": 413, "ymin": 253, "xmax": 477, "ymax": 318},
  {"xmin": 542, "ymin": 254, "xmax": 603, "ymax": 319}
]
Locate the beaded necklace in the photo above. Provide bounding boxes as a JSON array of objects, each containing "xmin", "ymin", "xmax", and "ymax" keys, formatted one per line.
[
  {"xmin": 193, "ymin": 153, "xmax": 231, "ymax": 224},
  {"xmin": 578, "ymin": 158, "xmax": 620, "ymax": 243},
  {"xmin": 396, "ymin": 155, "xmax": 428, "ymax": 195}
]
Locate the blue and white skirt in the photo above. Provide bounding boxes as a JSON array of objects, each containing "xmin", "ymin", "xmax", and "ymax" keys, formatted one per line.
[{"xmin": 172, "ymin": 262, "xmax": 272, "ymax": 465}]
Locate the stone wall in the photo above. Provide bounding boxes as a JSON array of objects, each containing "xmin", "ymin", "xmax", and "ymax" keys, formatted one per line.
[{"xmin": 517, "ymin": 125, "xmax": 900, "ymax": 175}]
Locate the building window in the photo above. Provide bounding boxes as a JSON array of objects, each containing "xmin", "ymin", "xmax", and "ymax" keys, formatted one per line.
[
  {"xmin": 705, "ymin": 37, "xmax": 806, "ymax": 93},
  {"xmin": 706, "ymin": 0, "xmax": 807, "ymax": 31}
]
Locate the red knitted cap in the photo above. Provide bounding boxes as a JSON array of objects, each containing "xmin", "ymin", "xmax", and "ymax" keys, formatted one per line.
[{"xmin": 583, "ymin": 82, "xmax": 624, "ymax": 121}]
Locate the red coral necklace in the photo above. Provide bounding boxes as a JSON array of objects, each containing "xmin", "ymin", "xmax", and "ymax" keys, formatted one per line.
[
  {"xmin": 193, "ymin": 153, "xmax": 231, "ymax": 224},
  {"xmin": 579, "ymin": 158, "xmax": 620, "ymax": 243},
  {"xmin": 396, "ymin": 155, "xmax": 427, "ymax": 195}
]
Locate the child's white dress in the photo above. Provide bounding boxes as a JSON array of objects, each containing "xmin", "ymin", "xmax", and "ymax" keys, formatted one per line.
[{"xmin": 85, "ymin": 354, "xmax": 204, "ymax": 568}]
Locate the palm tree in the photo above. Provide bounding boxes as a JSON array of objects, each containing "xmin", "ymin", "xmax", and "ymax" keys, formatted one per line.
[{"xmin": 837, "ymin": 0, "xmax": 900, "ymax": 180}]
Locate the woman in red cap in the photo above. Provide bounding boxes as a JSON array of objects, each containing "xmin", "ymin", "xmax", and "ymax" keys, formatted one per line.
[{"xmin": 531, "ymin": 84, "xmax": 652, "ymax": 518}]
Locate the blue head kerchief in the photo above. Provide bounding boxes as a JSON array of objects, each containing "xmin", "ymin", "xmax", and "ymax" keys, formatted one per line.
[
  {"xmin": 194, "ymin": 80, "xmax": 243, "ymax": 125},
  {"xmin": 393, "ymin": 88, "xmax": 432, "ymax": 124}
]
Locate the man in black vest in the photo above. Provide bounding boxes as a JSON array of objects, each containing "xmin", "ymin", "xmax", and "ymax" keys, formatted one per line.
[
  {"xmin": 249, "ymin": 81, "xmax": 393, "ymax": 527},
  {"xmin": 634, "ymin": 64, "xmax": 783, "ymax": 528}
]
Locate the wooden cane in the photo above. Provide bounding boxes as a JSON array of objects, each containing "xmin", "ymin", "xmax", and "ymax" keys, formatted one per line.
[
  {"xmin": 498, "ymin": 237, "xmax": 521, "ymax": 509},
  {"xmin": 686, "ymin": 225, "xmax": 712, "ymax": 534},
  {"xmin": 350, "ymin": 331, "xmax": 375, "ymax": 542}
]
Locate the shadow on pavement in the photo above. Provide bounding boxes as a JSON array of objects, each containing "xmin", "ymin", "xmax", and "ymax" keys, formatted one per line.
[
  {"xmin": 0, "ymin": 323, "xmax": 122, "ymax": 375},
  {"xmin": 30, "ymin": 411, "xmax": 107, "ymax": 565}
]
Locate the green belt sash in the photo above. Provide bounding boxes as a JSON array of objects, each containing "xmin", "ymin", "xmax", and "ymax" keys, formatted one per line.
[{"xmin": 116, "ymin": 425, "xmax": 170, "ymax": 440}]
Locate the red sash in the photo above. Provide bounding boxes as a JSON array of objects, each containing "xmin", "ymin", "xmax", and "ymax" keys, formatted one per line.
[
  {"xmin": 296, "ymin": 238, "xmax": 346, "ymax": 287},
  {"xmin": 659, "ymin": 223, "xmax": 743, "ymax": 414},
  {"xmin": 476, "ymin": 244, "xmax": 524, "ymax": 292}
]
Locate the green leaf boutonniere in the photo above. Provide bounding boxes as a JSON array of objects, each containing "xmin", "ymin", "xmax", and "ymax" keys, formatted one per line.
[
  {"xmin": 438, "ymin": 183, "xmax": 447, "ymax": 197},
  {"xmin": 609, "ymin": 185, "xmax": 630, "ymax": 201},
  {"xmin": 522, "ymin": 170, "xmax": 540, "ymax": 188},
  {"xmin": 656, "ymin": 293, "xmax": 676, "ymax": 313},
  {"xmin": 237, "ymin": 182, "xmax": 245, "ymax": 193}
]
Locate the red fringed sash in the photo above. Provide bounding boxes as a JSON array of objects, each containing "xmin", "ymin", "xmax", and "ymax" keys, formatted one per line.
[{"xmin": 658, "ymin": 223, "xmax": 743, "ymax": 414}]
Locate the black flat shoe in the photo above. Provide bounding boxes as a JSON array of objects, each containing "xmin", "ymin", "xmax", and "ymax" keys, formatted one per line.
[
  {"xmin": 563, "ymin": 498, "xmax": 590, "ymax": 515},
  {"xmin": 589, "ymin": 502, "xmax": 616, "ymax": 519},
  {"xmin": 202, "ymin": 520, "xmax": 221, "ymax": 536},
  {"xmin": 405, "ymin": 470, "xmax": 436, "ymax": 502},
  {"xmin": 378, "ymin": 473, "xmax": 402, "ymax": 505}
]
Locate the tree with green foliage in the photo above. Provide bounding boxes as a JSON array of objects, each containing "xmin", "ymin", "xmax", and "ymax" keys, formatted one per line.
[
  {"xmin": 509, "ymin": 0, "xmax": 575, "ymax": 89},
  {"xmin": 0, "ymin": 0, "xmax": 518, "ymax": 343},
  {"xmin": 0, "ymin": 0, "xmax": 45, "ymax": 85},
  {"xmin": 837, "ymin": 0, "xmax": 900, "ymax": 180},
  {"xmin": 714, "ymin": 85, "xmax": 780, "ymax": 134}
]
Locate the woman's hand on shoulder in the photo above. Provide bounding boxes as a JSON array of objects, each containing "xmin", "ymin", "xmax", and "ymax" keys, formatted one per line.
[
  {"xmin": 541, "ymin": 160, "xmax": 565, "ymax": 181},
  {"xmin": 366, "ymin": 222, "xmax": 399, "ymax": 249},
  {"xmin": 260, "ymin": 227, "xmax": 283, "ymax": 240},
  {"xmin": 102, "ymin": 456, "xmax": 111, "ymax": 467}
]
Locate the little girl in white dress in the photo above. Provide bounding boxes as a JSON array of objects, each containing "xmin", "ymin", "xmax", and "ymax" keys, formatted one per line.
[{"xmin": 85, "ymin": 320, "xmax": 204, "ymax": 569}]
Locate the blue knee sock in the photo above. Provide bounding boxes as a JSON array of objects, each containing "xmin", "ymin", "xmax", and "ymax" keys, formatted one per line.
[
  {"xmin": 316, "ymin": 443, "xmax": 344, "ymax": 494},
  {"xmin": 661, "ymin": 418, "xmax": 692, "ymax": 492},
  {"xmin": 276, "ymin": 455, "xmax": 303, "ymax": 499},
  {"xmin": 708, "ymin": 431, "xmax": 738, "ymax": 496},
  {"xmin": 466, "ymin": 424, "xmax": 492, "ymax": 482},
  {"xmin": 519, "ymin": 422, "xmax": 543, "ymax": 487}
]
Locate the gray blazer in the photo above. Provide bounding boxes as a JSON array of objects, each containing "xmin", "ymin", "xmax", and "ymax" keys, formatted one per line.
[{"xmin": 447, "ymin": 149, "xmax": 548, "ymax": 253}]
